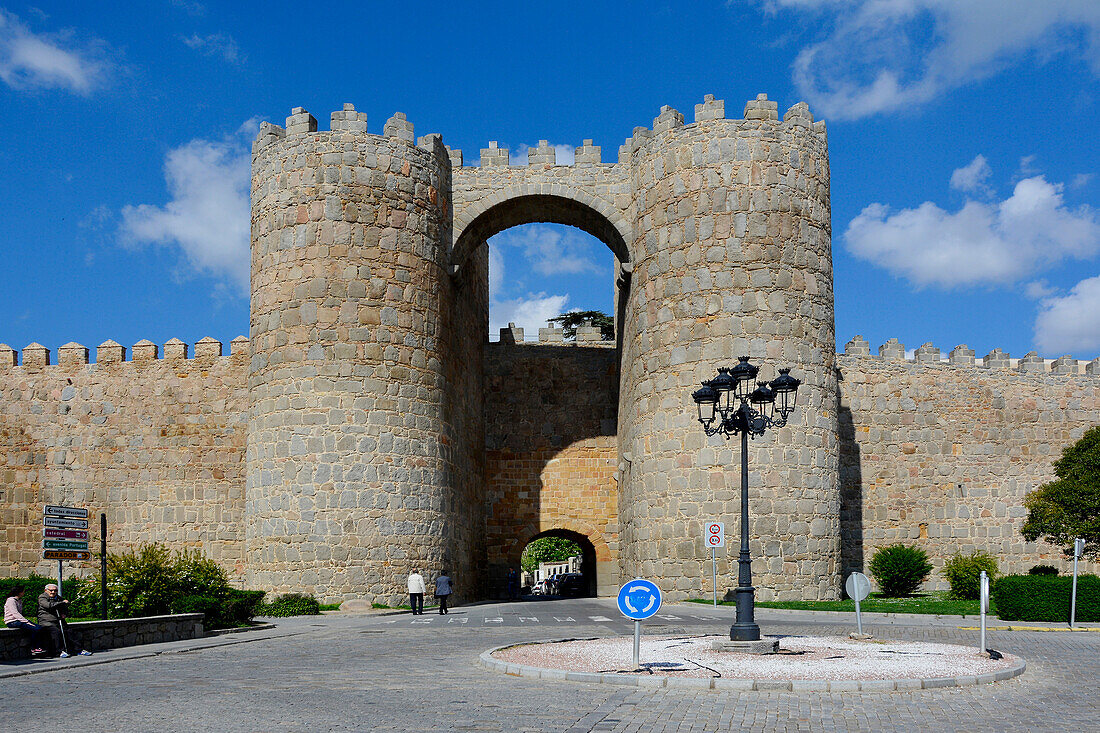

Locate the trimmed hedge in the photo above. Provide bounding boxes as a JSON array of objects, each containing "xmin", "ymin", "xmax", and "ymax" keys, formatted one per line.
[
  {"xmin": 991, "ymin": 574, "xmax": 1099, "ymax": 622},
  {"xmin": 257, "ymin": 593, "xmax": 321, "ymax": 617}
]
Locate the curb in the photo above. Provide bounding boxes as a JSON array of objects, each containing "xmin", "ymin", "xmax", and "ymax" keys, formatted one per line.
[{"xmin": 477, "ymin": 640, "xmax": 1027, "ymax": 693}]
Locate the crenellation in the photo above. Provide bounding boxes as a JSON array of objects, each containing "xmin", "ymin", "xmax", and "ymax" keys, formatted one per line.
[
  {"xmin": 163, "ymin": 338, "xmax": 188, "ymax": 360},
  {"xmin": 195, "ymin": 336, "xmax": 223, "ymax": 359},
  {"xmin": 783, "ymin": 101, "xmax": 814, "ymax": 128},
  {"xmin": 499, "ymin": 322, "xmax": 524, "ymax": 344},
  {"xmin": 330, "ymin": 102, "xmax": 368, "ymax": 133},
  {"xmin": 744, "ymin": 93, "xmax": 779, "ymax": 121},
  {"xmin": 131, "ymin": 339, "xmax": 158, "ymax": 362},
  {"xmin": 480, "ymin": 141, "xmax": 509, "ymax": 167},
  {"xmin": 416, "ymin": 133, "xmax": 445, "ymax": 157},
  {"xmin": 1051, "ymin": 354, "xmax": 1078, "ymax": 375},
  {"xmin": 914, "ymin": 342, "xmax": 940, "ymax": 363},
  {"xmin": 983, "ymin": 348, "xmax": 1011, "ymax": 369},
  {"xmin": 1088, "ymin": 358, "xmax": 1100, "ymax": 375},
  {"xmin": 576, "ymin": 321, "xmax": 602, "ymax": 342},
  {"xmin": 96, "ymin": 340, "xmax": 125, "ymax": 364},
  {"xmin": 949, "ymin": 344, "xmax": 976, "ymax": 365},
  {"xmin": 57, "ymin": 342, "xmax": 89, "ymax": 367},
  {"xmin": 528, "ymin": 140, "xmax": 555, "ymax": 166},
  {"xmin": 575, "ymin": 139, "xmax": 601, "ymax": 164},
  {"xmin": 285, "ymin": 107, "xmax": 317, "ymax": 136},
  {"xmin": 0, "ymin": 344, "xmax": 15, "ymax": 367},
  {"xmin": 538, "ymin": 325, "xmax": 564, "ymax": 343},
  {"xmin": 693, "ymin": 94, "xmax": 724, "ymax": 122},
  {"xmin": 22, "ymin": 342, "xmax": 49, "ymax": 369},
  {"xmin": 230, "ymin": 335, "xmax": 249, "ymax": 355},
  {"xmin": 844, "ymin": 335, "xmax": 871, "ymax": 356},
  {"xmin": 253, "ymin": 121, "xmax": 286, "ymax": 152},
  {"xmin": 446, "ymin": 145, "xmax": 463, "ymax": 168},
  {"xmin": 1017, "ymin": 351, "xmax": 1046, "ymax": 373},
  {"xmin": 879, "ymin": 338, "xmax": 905, "ymax": 361},
  {"xmin": 383, "ymin": 111, "xmax": 414, "ymax": 142},
  {"xmin": 652, "ymin": 105, "xmax": 684, "ymax": 134}
]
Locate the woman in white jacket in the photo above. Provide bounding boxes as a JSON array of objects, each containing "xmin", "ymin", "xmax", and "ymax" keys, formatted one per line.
[{"xmin": 407, "ymin": 570, "xmax": 426, "ymax": 615}]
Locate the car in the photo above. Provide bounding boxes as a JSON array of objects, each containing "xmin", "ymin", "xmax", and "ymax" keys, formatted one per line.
[
  {"xmin": 555, "ymin": 573, "xmax": 587, "ymax": 598},
  {"xmin": 532, "ymin": 580, "xmax": 548, "ymax": 595}
]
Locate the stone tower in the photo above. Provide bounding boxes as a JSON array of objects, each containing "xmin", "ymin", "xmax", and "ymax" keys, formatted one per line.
[
  {"xmin": 615, "ymin": 96, "xmax": 839, "ymax": 600},
  {"xmin": 247, "ymin": 105, "xmax": 486, "ymax": 600}
]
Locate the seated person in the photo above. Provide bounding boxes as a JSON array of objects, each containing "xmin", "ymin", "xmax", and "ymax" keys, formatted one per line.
[
  {"xmin": 38, "ymin": 584, "xmax": 91, "ymax": 658},
  {"xmin": 4, "ymin": 586, "xmax": 46, "ymax": 655}
]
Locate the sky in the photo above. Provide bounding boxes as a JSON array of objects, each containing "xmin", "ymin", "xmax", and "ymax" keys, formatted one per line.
[{"xmin": 1, "ymin": 1, "xmax": 1099, "ymax": 361}]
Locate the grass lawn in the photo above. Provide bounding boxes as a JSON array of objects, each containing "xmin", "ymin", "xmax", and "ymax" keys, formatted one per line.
[{"xmin": 688, "ymin": 591, "xmax": 989, "ymax": 616}]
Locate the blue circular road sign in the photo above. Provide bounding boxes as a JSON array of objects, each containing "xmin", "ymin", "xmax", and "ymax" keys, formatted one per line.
[{"xmin": 617, "ymin": 579, "xmax": 662, "ymax": 620}]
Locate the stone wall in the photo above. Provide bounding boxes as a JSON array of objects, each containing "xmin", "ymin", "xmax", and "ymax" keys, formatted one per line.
[
  {"xmin": 839, "ymin": 337, "xmax": 1100, "ymax": 586},
  {"xmin": 0, "ymin": 613, "xmax": 204, "ymax": 661},
  {"xmin": 484, "ymin": 334, "xmax": 620, "ymax": 595},
  {"xmin": 617, "ymin": 96, "xmax": 840, "ymax": 602},
  {"xmin": 0, "ymin": 340, "xmax": 248, "ymax": 579}
]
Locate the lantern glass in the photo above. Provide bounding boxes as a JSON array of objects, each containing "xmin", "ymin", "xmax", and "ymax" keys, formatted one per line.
[
  {"xmin": 729, "ymin": 357, "xmax": 758, "ymax": 402},
  {"xmin": 749, "ymin": 381, "xmax": 776, "ymax": 421},
  {"xmin": 692, "ymin": 383, "xmax": 718, "ymax": 425}
]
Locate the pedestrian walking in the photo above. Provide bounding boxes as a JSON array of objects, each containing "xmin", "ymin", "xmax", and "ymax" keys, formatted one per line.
[
  {"xmin": 38, "ymin": 584, "xmax": 91, "ymax": 658},
  {"xmin": 506, "ymin": 568, "xmax": 519, "ymax": 601},
  {"xmin": 4, "ymin": 586, "xmax": 46, "ymax": 655},
  {"xmin": 407, "ymin": 569, "xmax": 426, "ymax": 615},
  {"xmin": 434, "ymin": 571, "xmax": 453, "ymax": 615}
]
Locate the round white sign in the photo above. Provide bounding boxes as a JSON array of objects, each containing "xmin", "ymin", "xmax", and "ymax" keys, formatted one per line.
[{"xmin": 845, "ymin": 572, "xmax": 871, "ymax": 602}]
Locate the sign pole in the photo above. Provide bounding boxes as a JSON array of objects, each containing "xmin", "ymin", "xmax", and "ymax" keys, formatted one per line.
[
  {"xmin": 633, "ymin": 620, "xmax": 641, "ymax": 668},
  {"xmin": 712, "ymin": 547, "xmax": 717, "ymax": 607},
  {"xmin": 979, "ymin": 570, "xmax": 988, "ymax": 653},
  {"xmin": 57, "ymin": 559, "xmax": 63, "ymax": 598},
  {"xmin": 1071, "ymin": 538, "xmax": 1082, "ymax": 629},
  {"xmin": 100, "ymin": 513, "xmax": 108, "ymax": 620}
]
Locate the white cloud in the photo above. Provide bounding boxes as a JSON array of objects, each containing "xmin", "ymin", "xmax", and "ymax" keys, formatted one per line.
[
  {"xmin": 1072, "ymin": 173, "xmax": 1095, "ymax": 189},
  {"xmin": 0, "ymin": 10, "xmax": 112, "ymax": 93},
  {"xmin": 120, "ymin": 127, "xmax": 252, "ymax": 292},
  {"xmin": 489, "ymin": 223, "xmax": 600, "ymax": 277},
  {"xmin": 770, "ymin": 1, "xmax": 1100, "ymax": 120},
  {"xmin": 181, "ymin": 33, "xmax": 242, "ymax": 63},
  {"xmin": 949, "ymin": 155, "xmax": 992, "ymax": 196},
  {"xmin": 1024, "ymin": 279, "xmax": 1058, "ymax": 300},
  {"xmin": 489, "ymin": 293, "xmax": 570, "ymax": 340},
  {"xmin": 1035, "ymin": 275, "xmax": 1100, "ymax": 354},
  {"xmin": 845, "ymin": 169, "xmax": 1100, "ymax": 288}
]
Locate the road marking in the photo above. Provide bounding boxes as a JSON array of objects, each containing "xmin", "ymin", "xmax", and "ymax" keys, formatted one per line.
[
  {"xmin": 411, "ymin": 618, "xmax": 433, "ymax": 624},
  {"xmin": 447, "ymin": 617, "xmax": 467, "ymax": 624},
  {"xmin": 553, "ymin": 617, "xmax": 576, "ymax": 623},
  {"xmin": 518, "ymin": 616, "xmax": 539, "ymax": 623},
  {"xmin": 589, "ymin": 616, "xmax": 613, "ymax": 622},
  {"xmin": 484, "ymin": 617, "xmax": 503, "ymax": 624},
  {"xmin": 656, "ymin": 615, "xmax": 682, "ymax": 620}
]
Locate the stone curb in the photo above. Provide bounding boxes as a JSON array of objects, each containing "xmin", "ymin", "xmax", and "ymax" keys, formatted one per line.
[{"xmin": 477, "ymin": 641, "xmax": 1027, "ymax": 693}]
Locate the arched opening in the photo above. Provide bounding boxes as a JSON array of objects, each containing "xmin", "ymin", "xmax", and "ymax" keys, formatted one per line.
[{"xmin": 519, "ymin": 528, "xmax": 598, "ymax": 598}]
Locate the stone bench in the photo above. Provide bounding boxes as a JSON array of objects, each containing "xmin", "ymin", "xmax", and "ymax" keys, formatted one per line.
[{"xmin": 1, "ymin": 614, "xmax": 204, "ymax": 661}]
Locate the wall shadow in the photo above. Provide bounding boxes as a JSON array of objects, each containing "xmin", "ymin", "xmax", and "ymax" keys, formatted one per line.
[{"xmin": 837, "ymin": 372, "xmax": 864, "ymax": 579}]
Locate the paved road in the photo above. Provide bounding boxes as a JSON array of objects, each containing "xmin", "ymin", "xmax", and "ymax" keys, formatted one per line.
[{"xmin": 1, "ymin": 598, "xmax": 1097, "ymax": 732}]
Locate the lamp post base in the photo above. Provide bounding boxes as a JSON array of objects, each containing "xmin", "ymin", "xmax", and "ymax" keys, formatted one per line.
[
  {"xmin": 712, "ymin": 637, "xmax": 780, "ymax": 655},
  {"xmin": 731, "ymin": 583, "xmax": 760, "ymax": 641}
]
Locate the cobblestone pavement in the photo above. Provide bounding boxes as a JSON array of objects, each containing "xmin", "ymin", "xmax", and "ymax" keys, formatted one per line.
[{"xmin": 1, "ymin": 599, "xmax": 1097, "ymax": 732}]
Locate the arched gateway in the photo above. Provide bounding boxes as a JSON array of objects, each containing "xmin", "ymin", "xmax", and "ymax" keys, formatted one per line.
[{"xmin": 245, "ymin": 94, "xmax": 839, "ymax": 605}]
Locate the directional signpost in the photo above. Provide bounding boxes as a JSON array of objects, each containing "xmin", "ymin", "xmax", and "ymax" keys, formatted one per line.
[
  {"xmin": 705, "ymin": 522, "xmax": 725, "ymax": 607},
  {"xmin": 1071, "ymin": 537, "xmax": 1085, "ymax": 629},
  {"xmin": 42, "ymin": 505, "xmax": 90, "ymax": 592},
  {"xmin": 617, "ymin": 579, "xmax": 662, "ymax": 668}
]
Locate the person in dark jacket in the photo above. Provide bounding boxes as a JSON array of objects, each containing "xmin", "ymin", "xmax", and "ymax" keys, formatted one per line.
[
  {"xmin": 434, "ymin": 571, "xmax": 453, "ymax": 615},
  {"xmin": 38, "ymin": 584, "xmax": 90, "ymax": 658}
]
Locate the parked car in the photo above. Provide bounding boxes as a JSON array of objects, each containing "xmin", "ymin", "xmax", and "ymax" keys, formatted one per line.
[
  {"xmin": 532, "ymin": 580, "xmax": 548, "ymax": 595},
  {"xmin": 555, "ymin": 573, "xmax": 586, "ymax": 598}
]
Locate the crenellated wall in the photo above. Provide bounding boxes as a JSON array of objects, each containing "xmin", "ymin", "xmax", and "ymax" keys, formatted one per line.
[
  {"xmin": 0, "ymin": 338, "xmax": 249, "ymax": 579},
  {"xmin": 839, "ymin": 336, "xmax": 1100, "ymax": 585}
]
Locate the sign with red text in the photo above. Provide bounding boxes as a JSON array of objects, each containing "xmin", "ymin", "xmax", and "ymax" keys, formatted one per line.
[{"xmin": 705, "ymin": 521, "xmax": 725, "ymax": 549}]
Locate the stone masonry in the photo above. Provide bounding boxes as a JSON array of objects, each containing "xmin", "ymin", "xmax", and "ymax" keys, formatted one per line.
[{"xmin": 1, "ymin": 93, "xmax": 1098, "ymax": 604}]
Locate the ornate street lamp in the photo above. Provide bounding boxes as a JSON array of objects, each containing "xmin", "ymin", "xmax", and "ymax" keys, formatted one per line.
[{"xmin": 692, "ymin": 357, "xmax": 800, "ymax": 642}]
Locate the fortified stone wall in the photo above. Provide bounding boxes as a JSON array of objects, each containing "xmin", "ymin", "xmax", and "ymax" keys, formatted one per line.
[
  {"xmin": 484, "ymin": 325, "xmax": 620, "ymax": 596},
  {"xmin": 839, "ymin": 337, "xmax": 1100, "ymax": 586},
  {"xmin": 617, "ymin": 95, "xmax": 840, "ymax": 602},
  {"xmin": 0, "ymin": 339, "xmax": 249, "ymax": 579}
]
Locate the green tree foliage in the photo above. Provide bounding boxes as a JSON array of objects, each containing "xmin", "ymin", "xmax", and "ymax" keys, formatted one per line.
[
  {"xmin": 1022, "ymin": 425, "xmax": 1100, "ymax": 558},
  {"xmin": 868, "ymin": 544, "xmax": 933, "ymax": 597},
  {"xmin": 942, "ymin": 551, "xmax": 998, "ymax": 600},
  {"xmin": 521, "ymin": 537, "xmax": 582, "ymax": 574},
  {"xmin": 548, "ymin": 310, "xmax": 614, "ymax": 340}
]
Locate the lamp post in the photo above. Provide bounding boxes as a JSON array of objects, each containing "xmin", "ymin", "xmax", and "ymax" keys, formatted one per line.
[{"xmin": 692, "ymin": 357, "xmax": 800, "ymax": 642}]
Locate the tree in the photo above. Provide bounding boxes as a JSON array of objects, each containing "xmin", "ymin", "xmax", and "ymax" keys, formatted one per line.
[
  {"xmin": 521, "ymin": 537, "xmax": 582, "ymax": 574},
  {"xmin": 1022, "ymin": 425, "xmax": 1100, "ymax": 558},
  {"xmin": 548, "ymin": 310, "xmax": 614, "ymax": 341}
]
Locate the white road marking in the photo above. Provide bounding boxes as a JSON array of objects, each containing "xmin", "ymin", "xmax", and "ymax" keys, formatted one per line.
[
  {"xmin": 656, "ymin": 614, "xmax": 682, "ymax": 620},
  {"xmin": 553, "ymin": 617, "xmax": 576, "ymax": 622},
  {"xmin": 447, "ymin": 617, "xmax": 467, "ymax": 624},
  {"xmin": 484, "ymin": 617, "xmax": 503, "ymax": 623},
  {"xmin": 589, "ymin": 616, "xmax": 613, "ymax": 622},
  {"xmin": 518, "ymin": 616, "xmax": 539, "ymax": 623}
]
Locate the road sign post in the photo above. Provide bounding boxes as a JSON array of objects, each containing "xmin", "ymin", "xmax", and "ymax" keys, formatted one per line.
[
  {"xmin": 705, "ymin": 522, "xmax": 725, "ymax": 607},
  {"xmin": 617, "ymin": 579, "xmax": 662, "ymax": 668},
  {"xmin": 42, "ymin": 505, "xmax": 91, "ymax": 595},
  {"xmin": 1071, "ymin": 538, "xmax": 1084, "ymax": 629},
  {"xmin": 845, "ymin": 572, "xmax": 872, "ymax": 637}
]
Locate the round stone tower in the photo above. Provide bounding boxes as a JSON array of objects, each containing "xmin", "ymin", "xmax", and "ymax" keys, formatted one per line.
[
  {"xmin": 617, "ymin": 95, "xmax": 840, "ymax": 600},
  {"xmin": 246, "ymin": 105, "xmax": 486, "ymax": 603}
]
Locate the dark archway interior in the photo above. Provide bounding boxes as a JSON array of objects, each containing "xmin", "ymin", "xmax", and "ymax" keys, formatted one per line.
[
  {"xmin": 522, "ymin": 528, "xmax": 598, "ymax": 598},
  {"xmin": 453, "ymin": 194, "xmax": 630, "ymax": 271}
]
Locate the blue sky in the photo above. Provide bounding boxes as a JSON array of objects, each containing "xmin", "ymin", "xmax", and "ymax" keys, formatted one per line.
[{"xmin": 1, "ymin": 1, "xmax": 1099, "ymax": 361}]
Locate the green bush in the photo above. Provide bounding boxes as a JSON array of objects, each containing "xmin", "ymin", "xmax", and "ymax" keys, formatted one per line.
[
  {"xmin": 0, "ymin": 575, "xmax": 85, "ymax": 617},
  {"xmin": 992, "ymin": 574, "xmax": 1099, "ymax": 622},
  {"xmin": 942, "ymin": 551, "xmax": 998, "ymax": 600},
  {"xmin": 1029, "ymin": 564, "xmax": 1059, "ymax": 576},
  {"xmin": 868, "ymin": 544, "xmax": 933, "ymax": 597},
  {"xmin": 257, "ymin": 593, "xmax": 321, "ymax": 617},
  {"xmin": 223, "ymin": 589, "xmax": 267, "ymax": 625},
  {"xmin": 174, "ymin": 595, "xmax": 224, "ymax": 626}
]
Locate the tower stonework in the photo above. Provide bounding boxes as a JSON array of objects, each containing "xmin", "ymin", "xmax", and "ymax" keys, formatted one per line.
[
  {"xmin": 4, "ymin": 93, "xmax": 1098, "ymax": 604},
  {"xmin": 617, "ymin": 97, "xmax": 840, "ymax": 600}
]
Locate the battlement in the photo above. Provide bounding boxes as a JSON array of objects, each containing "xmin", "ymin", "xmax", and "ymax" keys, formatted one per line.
[
  {"xmin": 254, "ymin": 93, "xmax": 825, "ymax": 170},
  {"xmin": 494, "ymin": 322, "xmax": 613, "ymax": 347},
  {"xmin": 841, "ymin": 335, "xmax": 1100, "ymax": 376},
  {"xmin": 0, "ymin": 336, "xmax": 249, "ymax": 368}
]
